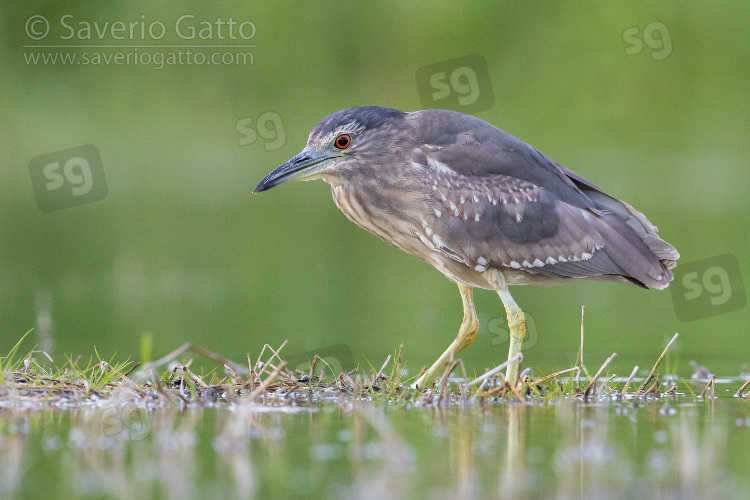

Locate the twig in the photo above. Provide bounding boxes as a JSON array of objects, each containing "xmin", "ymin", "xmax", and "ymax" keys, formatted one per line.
[
  {"xmin": 584, "ymin": 353, "xmax": 617, "ymax": 398},
  {"xmin": 638, "ymin": 333, "xmax": 679, "ymax": 392}
]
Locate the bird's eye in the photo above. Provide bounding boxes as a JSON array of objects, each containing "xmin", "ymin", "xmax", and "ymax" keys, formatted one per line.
[{"xmin": 334, "ymin": 134, "xmax": 351, "ymax": 149}]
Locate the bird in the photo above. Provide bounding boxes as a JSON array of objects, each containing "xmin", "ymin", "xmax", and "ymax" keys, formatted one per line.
[{"xmin": 253, "ymin": 106, "xmax": 679, "ymax": 389}]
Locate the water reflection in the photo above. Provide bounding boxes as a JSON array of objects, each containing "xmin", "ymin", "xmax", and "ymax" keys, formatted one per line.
[{"xmin": 0, "ymin": 392, "xmax": 748, "ymax": 499}]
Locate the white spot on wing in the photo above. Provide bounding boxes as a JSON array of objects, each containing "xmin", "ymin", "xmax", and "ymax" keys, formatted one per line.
[
  {"xmin": 434, "ymin": 209, "xmax": 442, "ymax": 218},
  {"xmin": 474, "ymin": 264, "xmax": 486, "ymax": 272},
  {"xmin": 426, "ymin": 156, "xmax": 454, "ymax": 174},
  {"xmin": 532, "ymin": 259, "xmax": 544, "ymax": 267},
  {"xmin": 477, "ymin": 257, "xmax": 487, "ymax": 265}
]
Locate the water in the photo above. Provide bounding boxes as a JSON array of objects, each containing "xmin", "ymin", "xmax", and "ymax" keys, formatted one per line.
[{"xmin": 2, "ymin": 387, "xmax": 749, "ymax": 499}]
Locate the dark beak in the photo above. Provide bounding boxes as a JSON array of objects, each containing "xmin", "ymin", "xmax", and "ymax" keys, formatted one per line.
[{"xmin": 253, "ymin": 150, "xmax": 333, "ymax": 193}]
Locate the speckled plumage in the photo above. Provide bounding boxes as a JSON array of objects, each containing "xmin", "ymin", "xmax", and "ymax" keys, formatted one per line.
[{"xmin": 254, "ymin": 106, "xmax": 679, "ymax": 388}]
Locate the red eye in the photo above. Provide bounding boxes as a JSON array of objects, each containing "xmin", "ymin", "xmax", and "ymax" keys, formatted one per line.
[{"xmin": 334, "ymin": 134, "xmax": 351, "ymax": 149}]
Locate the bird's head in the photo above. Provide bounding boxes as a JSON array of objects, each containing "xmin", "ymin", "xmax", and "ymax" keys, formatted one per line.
[{"xmin": 253, "ymin": 106, "xmax": 408, "ymax": 193}]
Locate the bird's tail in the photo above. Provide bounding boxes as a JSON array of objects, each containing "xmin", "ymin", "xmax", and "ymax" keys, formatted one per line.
[{"xmin": 588, "ymin": 192, "xmax": 679, "ymax": 289}]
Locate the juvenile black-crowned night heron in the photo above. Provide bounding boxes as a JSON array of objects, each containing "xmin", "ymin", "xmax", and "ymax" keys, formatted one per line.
[{"xmin": 254, "ymin": 107, "xmax": 679, "ymax": 389}]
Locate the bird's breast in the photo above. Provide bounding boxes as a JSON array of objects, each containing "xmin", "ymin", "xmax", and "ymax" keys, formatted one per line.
[{"xmin": 329, "ymin": 178, "xmax": 429, "ymax": 259}]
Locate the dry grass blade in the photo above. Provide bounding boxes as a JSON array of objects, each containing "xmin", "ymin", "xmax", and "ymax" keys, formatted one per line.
[
  {"xmin": 378, "ymin": 354, "xmax": 392, "ymax": 375},
  {"xmin": 506, "ymin": 379, "xmax": 525, "ymax": 402},
  {"xmin": 438, "ymin": 360, "xmax": 459, "ymax": 394},
  {"xmin": 118, "ymin": 373, "xmax": 148, "ymax": 397},
  {"xmin": 390, "ymin": 344, "xmax": 404, "ymax": 389},
  {"xmin": 584, "ymin": 353, "xmax": 617, "ymax": 398},
  {"xmin": 467, "ymin": 353, "xmax": 522, "ymax": 388},
  {"xmin": 699, "ymin": 376, "xmax": 716, "ymax": 399},
  {"xmin": 455, "ymin": 359, "xmax": 469, "ymax": 400},
  {"xmin": 644, "ymin": 374, "xmax": 660, "ymax": 395},
  {"xmin": 137, "ymin": 342, "xmax": 191, "ymax": 374},
  {"xmin": 247, "ymin": 361, "xmax": 287, "ymax": 400},
  {"xmin": 621, "ymin": 365, "xmax": 639, "ymax": 394},
  {"xmin": 224, "ymin": 363, "xmax": 240, "ymax": 381},
  {"xmin": 638, "ymin": 333, "xmax": 679, "ymax": 392},
  {"xmin": 255, "ymin": 340, "xmax": 288, "ymax": 372},
  {"xmin": 528, "ymin": 367, "xmax": 579, "ymax": 387},
  {"xmin": 736, "ymin": 379, "xmax": 750, "ymax": 398},
  {"xmin": 188, "ymin": 344, "xmax": 247, "ymax": 375},
  {"xmin": 578, "ymin": 305, "xmax": 589, "ymax": 378}
]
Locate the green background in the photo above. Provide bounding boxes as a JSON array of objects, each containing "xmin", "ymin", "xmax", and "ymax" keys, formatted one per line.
[{"xmin": 2, "ymin": 2, "xmax": 748, "ymax": 377}]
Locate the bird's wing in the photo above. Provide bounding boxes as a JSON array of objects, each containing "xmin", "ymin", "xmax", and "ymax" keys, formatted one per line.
[
  {"xmin": 411, "ymin": 109, "xmax": 599, "ymax": 209},
  {"xmin": 417, "ymin": 170, "xmax": 670, "ymax": 288},
  {"xmin": 408, "ymin": 109, "xmax": 676, "ymax": 288}
]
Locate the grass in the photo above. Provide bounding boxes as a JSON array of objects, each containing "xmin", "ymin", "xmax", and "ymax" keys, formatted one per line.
[
  {"xmin": 2, "ymin": 331, "xmax": 750, "ymax": 499},
  {"xmin": 1, "ymin": 329, "xmax": 747, "ymax": 409}
]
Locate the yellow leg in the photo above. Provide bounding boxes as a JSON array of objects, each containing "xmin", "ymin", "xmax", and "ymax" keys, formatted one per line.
[
  {"xmin": 488, "ymin": 270, "xmax": 526, "ymax": 385},
  {"xmin": 415, "ymin": 283, "xmax": 478, "ymax": 389}
]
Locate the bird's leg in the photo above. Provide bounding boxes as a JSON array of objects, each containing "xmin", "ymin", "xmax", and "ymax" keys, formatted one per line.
[
  {"xmin": 415, "ymin": 283, "xmax": 478, "ymax": 389},
  {"xmin": 488, "ymin": 270, "xmax": 526, "ymax": 385}
]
